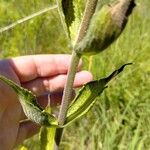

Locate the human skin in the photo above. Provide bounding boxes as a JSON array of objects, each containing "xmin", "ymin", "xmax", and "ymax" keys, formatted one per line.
[{"xmin": 0, "ymin": 54, "xmax": 93, "ymax": 150}]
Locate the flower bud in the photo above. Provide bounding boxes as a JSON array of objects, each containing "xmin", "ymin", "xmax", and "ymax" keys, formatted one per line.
[{"xmin": 75, "ymin": 0, "xmax": 136, "ymax": 55}]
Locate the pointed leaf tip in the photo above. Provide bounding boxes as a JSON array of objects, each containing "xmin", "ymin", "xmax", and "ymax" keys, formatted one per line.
[{"xmin": 104, "ymin": 63, "xmax": 132, "ymax": 83}]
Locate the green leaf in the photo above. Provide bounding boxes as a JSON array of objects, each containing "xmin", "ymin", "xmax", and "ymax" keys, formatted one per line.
[
  {"xmin": 58, "ymin": 0, "xmax": 86, "ymax": 44},
  {"xmin": 18, "ymin": 145, "xmax": 28, "ymax": 150},
  {"xmin": 75, "ymin": 0, "xmax": 136, "ymax": 55},
  {"xmin": 40, "ymin": 102, "xmax": 56, "ymax": 150},
  {"xmin": 64, "ymin": 63, "xmax": 132, "ymax": 125},
  {"xmin": 0, "ymin": 76, "xmax": 58, "ymax": 127},
  {"xmin": 40, "ymin": 127, "xmax": 56, "ymax": 150}
]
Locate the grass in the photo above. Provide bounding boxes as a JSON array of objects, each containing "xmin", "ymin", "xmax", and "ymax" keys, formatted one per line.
[{"xmin": 0, "ymin": 0, "xmax": 150, "ymax": 149}]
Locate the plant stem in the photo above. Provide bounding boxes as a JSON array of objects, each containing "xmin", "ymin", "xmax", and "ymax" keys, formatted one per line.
[
  {"xmin": 75, "ymin": 0, "xmax": 98, "ymax": 43},
  {"xmin": 54, "ymin": 51, "xmax": 80, "ymax": 150},
  {"xmin": 55, "ymin": 51, "xmax": 80, "ymax": 149},
  {"xmin": 57, "ymin": 51, "xmax": 80, "ymax": 125},
  {"xmin": 54, "ymin": 0, "xmax": 98, "ymax": 149}
]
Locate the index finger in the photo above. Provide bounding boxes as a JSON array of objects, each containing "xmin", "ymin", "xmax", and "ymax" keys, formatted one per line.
[{"xmin": 9, "ymin": 54, "xmax": 82, "ymax": 82}]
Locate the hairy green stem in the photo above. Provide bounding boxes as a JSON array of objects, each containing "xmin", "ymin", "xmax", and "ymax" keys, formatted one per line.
[
  {"xmin": 57, "ymin": 51, "xmax": 80, "ymax": 125},
  {"xmin": 54, "ymin": 51, "xmax": 80, "ymax": 150},
  {"xmin": 54, "ymin": 0, "xmax": 98, "ymax": 149},
  {"xmin": 75, "ymin": 0, "xmax": 98, "ymax": 43}
]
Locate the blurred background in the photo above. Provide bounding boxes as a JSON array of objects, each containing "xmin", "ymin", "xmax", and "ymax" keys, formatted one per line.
[{"xmin": 0, "ymin": 0, "xmax": 150, "ymax": 149}]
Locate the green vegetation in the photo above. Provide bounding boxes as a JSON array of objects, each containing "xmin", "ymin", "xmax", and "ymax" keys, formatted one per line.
[
  {"xmin": 0, "ymin": 0, "xmax": 150, "ymax": 149},
  {"xmin": 0, "ymin": 0, "xmax": 69, "ymax": 57}
]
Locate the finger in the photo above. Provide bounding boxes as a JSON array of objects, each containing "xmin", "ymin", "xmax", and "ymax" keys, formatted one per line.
[
  {"xmin": 15, "ymin": 120, "xmax": 40, "ymax": 146},
  {"xmin": 9, "ymin": 55, "xmax": 82, "ymax": 82},
  {"xmin": 22, "ymin": 70, "xmax": 93, "ymax": 96}
]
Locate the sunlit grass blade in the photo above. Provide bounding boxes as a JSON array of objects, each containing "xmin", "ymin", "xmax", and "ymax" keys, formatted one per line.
[{"xmin": 0, "ymin": 5, "xmax": 57, "ymax": 33}]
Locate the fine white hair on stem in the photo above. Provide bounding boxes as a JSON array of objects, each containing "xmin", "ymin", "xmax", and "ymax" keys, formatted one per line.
[{"xmin": 0, "ymin": 5, "xmax": 57, "ymax": 33}]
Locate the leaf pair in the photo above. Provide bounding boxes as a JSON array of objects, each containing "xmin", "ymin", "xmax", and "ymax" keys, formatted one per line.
[{"xmin": 0, "ymin": 63, "xmax": 131, "ymax": 128}]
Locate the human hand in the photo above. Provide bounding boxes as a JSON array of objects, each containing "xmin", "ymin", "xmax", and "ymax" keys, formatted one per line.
[{"xmin": 0, "ymin": 54, "xmax": 93, "ymax": 150}]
